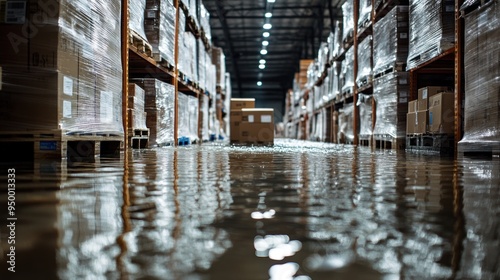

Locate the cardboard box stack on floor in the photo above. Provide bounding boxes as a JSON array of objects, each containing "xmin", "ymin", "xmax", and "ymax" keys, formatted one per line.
[
  {"xmin": 406, "ymin": 86, "xmax": 454, "ymax": 135},
  {"xmin": 230, "ymin": 98, "xmax": 274, "ymax": 145}
]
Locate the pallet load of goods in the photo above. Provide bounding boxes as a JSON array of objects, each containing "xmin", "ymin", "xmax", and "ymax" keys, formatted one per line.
[
  {"xmin": 230, "ymin": 98, "xmax": 274, "ymax": 146},
  {"xmin": 0, "ymin": 0, "xmax": 123, "ymax": 161},
  {"xmin": 458, "ymin": 0, "xmax": 500, "ymax": 156}
]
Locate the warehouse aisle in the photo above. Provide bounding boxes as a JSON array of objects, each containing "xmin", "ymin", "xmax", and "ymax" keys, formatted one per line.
[{"xmin": 1, "ymin": 139, "xmax": 499, "ymax": 279}]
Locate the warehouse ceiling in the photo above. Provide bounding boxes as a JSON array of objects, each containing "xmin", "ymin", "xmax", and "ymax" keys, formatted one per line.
[{"xmin": 203, "ymin": 0, "xmax": 345, "ymax": 110}]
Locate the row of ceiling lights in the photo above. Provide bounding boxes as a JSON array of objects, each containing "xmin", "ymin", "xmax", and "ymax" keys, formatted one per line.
[{"xmin": 257, "ymin": 0, "xmax": 275, "ymax": 87}]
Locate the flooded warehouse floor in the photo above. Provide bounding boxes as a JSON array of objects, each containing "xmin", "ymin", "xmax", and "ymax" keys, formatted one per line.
[{"xmin": 0, "ymin": 139, "xmax": 499, "ymax": 280}]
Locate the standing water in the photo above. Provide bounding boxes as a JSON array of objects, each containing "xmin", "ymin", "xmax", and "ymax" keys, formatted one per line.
[{"xmin": 0, "ymin": 139, "xmax": 499, "ymax": 280}]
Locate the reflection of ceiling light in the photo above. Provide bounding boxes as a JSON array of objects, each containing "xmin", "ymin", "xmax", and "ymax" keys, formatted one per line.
[
  {"xmin": 257, "ymin": 81, "xmax": 263, "ymax": 86},
  {"xmin": 265, "ymin": 12, "xmax": 272, "ymax": 18},
  {"xmin": 262, "ymin": 40, "xmax": 269, "ymax": 46},
  {"xmin": 260, "ymin": 49, "xmax": 268, "ymax": 55},
  {"xmin": 267, "ymin": 0, "xmax": 276, "ymax": 2},
  {"xmin": 259, "ymin": 64, "xmax": 266, "ymax": 69},
  {"xmin": 259, "ymin": 59, "xmax": 266, "ymax": 64},
  {"xmin": 263, "ymin": 32, "xmax": 270, "ymax": 37},
  {"xmin": 263, "ymin": 23, "xmax": 272, "ymax": 30}
]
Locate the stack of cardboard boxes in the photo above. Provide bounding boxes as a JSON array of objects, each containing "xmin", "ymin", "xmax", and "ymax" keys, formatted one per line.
[
  {"xmin": 230, "ymin": 98, "xmax": 274, "ymax": 145},
  {"xmin": 407, "ymin": 86, "xmax": 454, "ymax": 135}
]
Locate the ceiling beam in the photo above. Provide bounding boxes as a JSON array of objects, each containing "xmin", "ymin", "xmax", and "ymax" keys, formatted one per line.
[{"xmin": 214, "ymin": 2, "xmax": 242, "ymax": 95}]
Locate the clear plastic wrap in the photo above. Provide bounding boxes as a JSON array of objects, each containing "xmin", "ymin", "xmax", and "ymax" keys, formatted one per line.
[
  {"xmin": 333, "ymin": 21, "xmax": 343, "ymax": 58},
  {"xmin": 200, "ymin": 3, "xmax": 211, "ymax": 41},
  {"xmin": 129, "ymin": 0, "xmax": 147, "ymax": 41},
  {"xmin": 0, "ymin": 0, "xmax": 123, "ymax": 135},
  {"xmin": 188, "ymin": 95, "xmax": 199, "ymax": 141},
  {"xmin": 145, "ymin": 0, "xmax": 176, "ymax": 65},
  {"xmin": 407, "ymin": 0, "xmax": 455, "ymax": 70},
  {"xmin": 197, "ymin": 39, "xmax": 206, "ymax": 90},
  {"xmin": 373, "ymin": 6, "xmax": 409, "ymax": 75},
  {"xmin": 130, "ymin": 78, "xmax": 175, "ymax": 146},
  {"xmin": 129, "ymin": 84, "xmax": 148, "ymax": 130},
  {"xmin": 178, "ymin": 92, "xmax": 189, "ymax": 139},
  {"xmin": 342, "ymin": 0, "xmax": 354, "ymax": 42},
  {"xmin": 373, "ymin": 72, "xmax": 409, "ymax": 139},
  {"xmin": 212, "ymin": 47, "xmax": 226, "ymax": 87},
  {"xmin": 358, "ymin": 0, "xmax": 373, "ymax": 31},
  {"xmin": 201, "ymin": 94, "xmax": 210, "ymax": 141},
  {"xmin": 357, "ymin": 93, "xmax": 373, "ymax": 136},
  {"xmin": 180, "ymin": 32, "xmax": 198, "ymax": 82},
  {"xmin": 338, "ymin": 102, "xmax": 355, "ymax": 143},
  {"xmin": 328, "ymin": 62, "xmax": 341, "ymax": 101},
  {"xmin": 356, "ymin": 35, "xmax": 373, "ymax": 87},
  {"xmin": 459, "ymin": 0, "xmax": 500, "ymax": 149},
  {"xmin": 317, "ymin": 42, "xmax": 329, "ymax": 72},
  {"xmin": 341, "ymin": 46, "xmax": 354, "ymax": 94}
]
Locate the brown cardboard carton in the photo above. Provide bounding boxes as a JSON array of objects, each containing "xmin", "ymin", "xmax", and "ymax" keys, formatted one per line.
[
  {"xmin": 230, "ymin": 110, "xmax": 243, "ymax": 143},
  {"xmin": 415, "ymin": 110, "xmax": 428, "ymax": 134},
  {"xmin": 239, "ymin": 108, "xmax": 275, "ymax": 144},
  {"xmin": 407, "ymin": 112, "xmax": 416, "ymax": 134},
  {"xmin": 230, "ymin": 98, "xmax": 255, "ymax": 110},
  {"xmin": 408, "ymin": 100, "xmax": 418, "ymax": 113},
  {"xmin": 428, "ymin": 92, "xmax": 455, "ymax": 134},
  {"xmin": 417, "ymin": 86, "xmax": 449, "ymax": 100},
  {"xmin": 239, "ymin": 123, "xmax": 275, "ymax": 144}
]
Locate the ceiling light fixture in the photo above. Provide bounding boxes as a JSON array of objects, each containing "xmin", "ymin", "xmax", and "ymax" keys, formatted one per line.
[
  {"xmin": 259, "ymin": 64, "xmax": 266, "ymax": 69},
  {"xmin": 262, "ymin": 40, "xmax": 269, "ymax": 46},
  {"xmin": 260, "ymin": 49, "xmax": 268, "ymax": 55},
  {"xmin": 263, "ymin": 32, "xmax": 270, "ymax": 38},
  {"xmin": 257, "ymin": 81, "xmax": 263, "ymax": 86},
  {"xmin": 259, "ymin": 59, "xmax": 266, "ymax": 64},
  {"xmin": 265, "ymin": 12, "xmax": 272, "ymax": 18},
  {"xmin": 263, "ymin": 23, "xmax": 272, "ymax": 30},
  {"xmin": 267, "ymin": 0, "xmax": 276, "ymax": 3}
]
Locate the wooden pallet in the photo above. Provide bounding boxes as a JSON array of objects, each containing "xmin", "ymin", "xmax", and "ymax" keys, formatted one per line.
[
  {"xmin": 359, "ymin": 135, "xmax": 373, "ymax": 147},
  {"xmin": 374, "ymin": 62, "xmax": 407, "ymax": 79},
  {"xmin": 406, "ymin": 133, "xmax": 454, "ymax": 155},
  {"xmin": 356, "ymin": 76, "xmax": 373, "ymax": 89},
  {"xmin": 407, "ymin": 44, "xmax": 454, "ymax": 71},
  {"xmin": 0, "ymin": 130, "xmax": 123, "ymax": 162},
  {"xmin": 129, "ymin": 30, "xmax": 153, "ymax": 57},
  {"xmin": 128, "ymin": 128, "xmax": 149, "ymax": 149},
  {"xmin": 458, "ymin": 141, "xmax": 500, "ymax": 158},
  {"xmin": 374, "ymin": 135, "xmax": 405, "ymax": 150}
]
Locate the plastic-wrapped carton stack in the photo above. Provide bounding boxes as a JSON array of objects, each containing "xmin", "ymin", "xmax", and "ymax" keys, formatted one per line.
[
  {"xmin": 373, "ymin": 72, "xmax": 409, "ymax": 140},
  {"xmin": 341, "ymin": 46, "xmax": 355, "ymax": 95},
  {"xmin": 407, "ymin": 0, "xmax": 455, "ymax": 70},
  {"xmin": 212, "ymin": 47, "xmax": 226, "ymax": 88},
  {"xmin": 342, "ymin": 0, "xmax": 354, "ymax": 43},
  {"xmin": 0, "ymin": 0, "xmax": 123, "ymax": 135},
  {"xmin": 131, "ymin": 79, "xmax": 174, "ymax": 146},
  {"xmin": 338, "ymin": 103, "xmax": 355, "ymax": 143},
  {"xmin": 356, "ymin": 35, "xmax": 373, "ymax": 88},
  {"xmin": 145, "ymin": 0, "xmax": 176, "ymax": 66},
  {"xmin": 373, "ymin": 6, "xmax": 409, "ymax": 75},
  {"xmin": 358, "ymin": 94, "xmax": 373, "ymax": 138},
  {"xmin": 358, "ymin": 0, "xmax": 372, "ymax": 31},
  {"xmin": 458, "ymin": 0, "xmax": 500, "ymax": 153},
  {"xmin": 129, "ymin": 0, "xmax": 148, "ymax": 41},
  {"xmin": 128, "ymin": 84, "xmax": 148, "ymax": 131}
]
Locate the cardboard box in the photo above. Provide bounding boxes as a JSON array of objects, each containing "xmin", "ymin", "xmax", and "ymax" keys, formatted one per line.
[
  {"xmin": 408, "ymin": 100, "xmax": 418, "ymax": 113},
  {"xmin": 407, "ymin": 112, "xmax": 416, "ymax": 134},
  {"xmin": 417, "ymin": 86, "xmax": 449, "ymax": 100},
  {"xmin": 230, "ymin": 110, "xmax": 243, "ymax": 143},
  {"xmin": 239, "ymin": 108, "xmax": 274, "ymax": 144},
  {"xmin": 230, "ymin": 98, "xmax": 255, "ymax": 110},
  {"xmin": 428, "ymin": 92, "xmax": 455, "ymax": 134},
  {"xmin": 415, "ymin": 110, "xmax": 428, "ymax": 134}
]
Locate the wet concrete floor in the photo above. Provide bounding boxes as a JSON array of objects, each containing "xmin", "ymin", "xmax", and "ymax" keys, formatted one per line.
[{"xmin": 0, "ymin": 139, "xmax": 499, "ymax": 280}]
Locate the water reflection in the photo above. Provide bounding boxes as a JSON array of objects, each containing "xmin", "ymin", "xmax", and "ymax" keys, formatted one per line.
[{"xmin": 0, "ymin": 139, "xmax": 499, "ymax": 280}]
